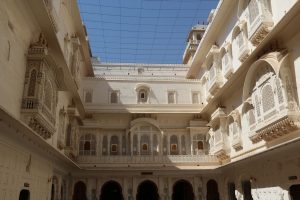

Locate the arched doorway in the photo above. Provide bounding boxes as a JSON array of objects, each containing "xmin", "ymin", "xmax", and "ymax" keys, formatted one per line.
[
  {"xmin": 172, "ymin": 179, "xmax": 194, "ymax": 200},
  {"xmin": 73, "ymin": 181, "xmax": 87, "ymax": 200},
  {"xmin": 51, "ymin": 184, "xmax": 55, "ymax": 200},
  {"xmin": 19, "ymin": 189, "xmax": 30, "ymax": 200},
  {"xmin": 290, "ymin": 184, "xmax": 300, "ymax": 200},
  {"xmin": 136, "ymin": 180, "xmax": 159, "ymax": 200},
  {"xmin": 100, "ymin": 181, "xmax": 124, "ymax": 200},
  {"xmin": 207, "ymin": 179, "xmax": 220, "ymax": 200}
]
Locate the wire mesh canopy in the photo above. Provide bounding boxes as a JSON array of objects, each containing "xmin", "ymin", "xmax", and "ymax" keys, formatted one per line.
[{"xmin": 78, "ymin": 0, "xmax": 218, "ymax": 64}]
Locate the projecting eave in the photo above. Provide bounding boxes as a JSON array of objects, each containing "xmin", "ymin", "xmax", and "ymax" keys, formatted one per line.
[
  {"xmin": 186, "ymin": 0, "xmax": 235, "ymax": 78},
  {"xmin": 72, "ymin": 0, "xmax": 94, "ymax": 77}
]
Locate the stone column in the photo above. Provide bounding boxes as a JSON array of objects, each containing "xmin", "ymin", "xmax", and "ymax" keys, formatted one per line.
[
  {"xmin": 120, "ymin": 133, "xmax": 122, "ymax": 156},
  {"xmin": 179, "ymin": 134, "xmax": 182, "ymax": 155},
  {"xmin": 167, "ymin": 135, "xmax": 170, "ymax": 155},
  {"xmin": 138, "ymin": 134, "xmax": 141, "ymax": 155},
  {"xmin": 108, "ymin": 134, "xmax": 111, "ymax": 156},
  {"xmin": 150, "ymin": 133, "xmax": 153, "ymax": 155}
]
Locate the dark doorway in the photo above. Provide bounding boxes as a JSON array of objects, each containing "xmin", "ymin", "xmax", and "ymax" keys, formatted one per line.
[
  {"xmin": 290, "ymin": 184, "xmax": 300, "ymax": 200},
  {"xmin": 51, "ymin": 184, "xmax": 55, "ymax": 200},
  {"xmin": 136, "ymin": 180, "xmax": 159, "ymax": 200},
  {"xmin": 228, "ymin": 183, "xmax": 237, "ymax": 200},
  {"xmin": 242, "ymin": 180, "xmax": 253, "ymax": 200},
  {"xmin": 100, "ymin": 181, "xmax": 124, "ymax": 200},
  {"xmin": 207, "ymin": 179, "xmax": 220, "ymax": 200},
  {"xmin": 172, "ymin": 179, "xmax": 194, "ymax": 200},
  {"xmin": 19, "ymin": 189, "xmax": 30, "ymax": 200},
  {"xmin": 73, "ymin": 181, "xmax": 88, "ymax": 200}
]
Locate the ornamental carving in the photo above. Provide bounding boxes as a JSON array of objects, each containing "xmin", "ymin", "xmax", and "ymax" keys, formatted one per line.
[{"xmin": 21, "ymin": 33, "xmax": 58, "ymax": 139}]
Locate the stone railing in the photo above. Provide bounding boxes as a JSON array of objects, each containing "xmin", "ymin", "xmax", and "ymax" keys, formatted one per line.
[{"xmin": 77, "ymin": 154, "xmax": 219, "ymax": 165}]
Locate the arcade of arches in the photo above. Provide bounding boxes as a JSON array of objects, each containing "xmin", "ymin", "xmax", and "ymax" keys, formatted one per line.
[{"xmin": 72, "ymin": 179, "xmax": 221, "ymax": 200}]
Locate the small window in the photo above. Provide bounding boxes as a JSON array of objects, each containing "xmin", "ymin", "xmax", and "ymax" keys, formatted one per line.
[
  {"xmin": 111, "ymin": 144, "xmax": 118, "ymax": 152},
  {"xmin": 84, "ymin": 90, "xmax": 93, "ymax": 103},
  {"xmin": 192, "ymin": 92, "xmax": 200, "ymax": 104},
  {"xmin": 196, "ymin": 33, "xmax": 202, "ymax": 41},
  {"xmin": 171, "ymin": 144, "xmax": 177, "ymax": 152},
  {"xmin": 84, "ymin": 141, "xmax": 90, "ymax": 151},
  {"xmin": 142, "ymin": 143, "xmax": 148, "ymax": 151},
  {"xmin": 197, "ymin": 141, "xmax": 204, "ymax": 150},
  {"xmin": 138, "ymin": 89, "xmax": 148, "ymax": 103},
  {"xmin": 110, "ymin": 91, "xmax": 119, "ymax": 104},
  {"xmin": 168, "ymin": 91, "xmax": 176, "ymax": 104}
]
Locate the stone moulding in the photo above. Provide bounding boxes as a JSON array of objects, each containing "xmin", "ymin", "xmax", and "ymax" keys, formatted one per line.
[
  {"xmin": 27, "ymin": 115, "xmax": 55, "ymax": 139},
  {"xmin": 250, "ymin": 23, "xmax": 272, "ymax": 46},
  {"xmin": 232, "ymin": 136, "xmax": 243, "ymax": 151}
]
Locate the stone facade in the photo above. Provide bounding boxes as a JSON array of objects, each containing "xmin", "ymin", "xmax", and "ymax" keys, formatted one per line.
[{"xmin": 1, "ymin": 0, "xmax": 300, "ymax": 200}]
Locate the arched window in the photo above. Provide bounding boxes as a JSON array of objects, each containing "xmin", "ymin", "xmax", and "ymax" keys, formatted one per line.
[
  {"xmin": 28, "ymin": 69, "xmax": 37, "ymax": 96},
  {"xmin": 249, "ymin": 64, "xmax": 284, "ymax": 123},
  {"xmin": 170, "ymin": 135, "xmax": 178, "ymax": 155},
  {"xmin": 44, "ymin": 79, "xmax": 53, "ymax": 110},
  {"xmin": 79, "ymin": 134, "xmax": 96, "ymax": 156},
  {"xmin": 192, "ymin": 134, "xmax": 205, "ymax": 155},
  {"xmin": 168, "ymin": 91, "xmax": 176, "ymax": 104},
  {"xmin": 197, "ymin": 141, "xmax": 204, "ymax": 150},
  {"xmin": 84, "ymin": 91, "xmax": 92, "ymax": 103},
  {"xmin": 138, "ymin": 89, "xmax": 148, "ymax": 103},
  {"xmin": 110, "ymin": 91, "xmax": 118, "ymax": 104}
]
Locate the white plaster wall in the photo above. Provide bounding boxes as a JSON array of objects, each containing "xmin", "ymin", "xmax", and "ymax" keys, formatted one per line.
[
  {"xmin": 82, "ymin": 79, "xmax": 202, "ymax": 105},
  {"xmin": 0, "ymin": 0, "xmax": 40, "ymax": 119},
  {"xmin": 0, "ymin": 133, "xmax": 53, "ymax": 200}
]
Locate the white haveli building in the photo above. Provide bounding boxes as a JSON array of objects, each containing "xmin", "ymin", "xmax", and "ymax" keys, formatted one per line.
[{"xmin": 1, "ymin": 0, "xmax": 300, "ymax": 200}]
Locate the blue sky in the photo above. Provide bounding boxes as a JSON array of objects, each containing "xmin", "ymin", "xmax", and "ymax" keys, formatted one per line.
[{"xmin": 78, "ymin": 0, "xmax": 219, "ymax": 64}]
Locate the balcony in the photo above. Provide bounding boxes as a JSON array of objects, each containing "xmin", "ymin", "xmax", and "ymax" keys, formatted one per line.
[
  {"xmin": 21, "ymin": 97, "xmax": 56, "ymax": 139},
  {"xmin": 208, "ymin": 67, "xmax": 223, "ymax": 95},
  {"xmin": 211, "ymin": 130, "xmax": 229, "ymax": 160},
  {"xmin": 77, "ymin": 155, "xmax": 219, "ymax": 169},
  {"xmin": 248, "ymin": 107, "xmax": 300, "ymax": 143},
  {"xmin": 248, "ymin": 0, "xmax": 273, "ymax": 46}
]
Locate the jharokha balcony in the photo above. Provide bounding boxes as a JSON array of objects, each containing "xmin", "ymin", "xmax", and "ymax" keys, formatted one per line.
[
  {"xmin": 76, "ymin": 155, "xmax": 219, "ymax": 170},
  {"xmin": 247, "ymin": 0, "xmax": 274, "ymax": 46},
  {"xmin": 248, "ymin": 107, "xmax": 300, "ymax": 143},
  {"xmin": 207, "ymin": 66, "xmax": 223, "ymax": 95}
]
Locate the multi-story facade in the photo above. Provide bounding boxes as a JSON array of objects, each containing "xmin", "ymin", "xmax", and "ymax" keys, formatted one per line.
[{"xmin": 1, "ymin": 0, "xmax": 300, "ymax": 200}]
